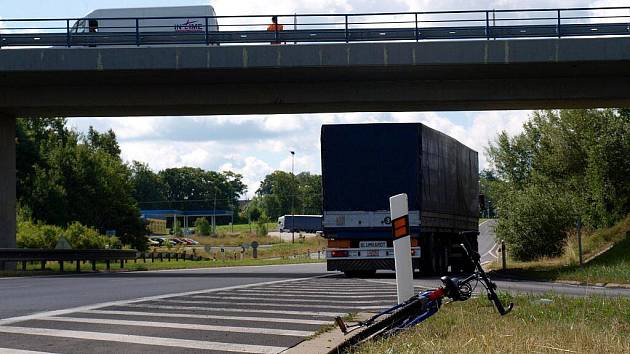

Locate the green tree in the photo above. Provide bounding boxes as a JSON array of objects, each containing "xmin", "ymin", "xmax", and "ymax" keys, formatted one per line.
[
  {"xmin": 487, "ymin": 109, "xmax": 630, "ymax": 260},
  {"xmin": 130, "ymin": 161, "xmax": 167, "ymax": 205},
  {"xmin": 256, "ymin": 171, "xmax": 322, "ymax": 219},
  {"xmin": 16, "ymin": 119, "xmax": 148, "ymax": 250},
  {"xmin": 158, "ymin": 168, "xmax": 246, "ymax": 214},
  {"xmin": 495, "ymin": 185, "xmax": 575, "ymax": 260},
  {"xmin": 248, "ymin": 205, "xmax": 262, "ymax": 222},
  {"xmin": 296, "ymin": 172, "xmax": 322, "ymax": 215},
  {"xmin": 479, "ymin": 169, "xmax": 500, "ymax": 218}
]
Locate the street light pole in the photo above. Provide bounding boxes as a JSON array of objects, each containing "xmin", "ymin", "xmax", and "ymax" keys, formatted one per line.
[
  {"xmin": 212, "ymin": 188, "xmax": 217, "ymax": 234},
  {"xmin": 290, "ymin": 151, "xmax": 295, "ymax": 244}
]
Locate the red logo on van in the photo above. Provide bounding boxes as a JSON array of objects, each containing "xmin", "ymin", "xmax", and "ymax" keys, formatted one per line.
[{"xmin": 175, "ymin": 19, "xmax": 203, "ymax": 32}]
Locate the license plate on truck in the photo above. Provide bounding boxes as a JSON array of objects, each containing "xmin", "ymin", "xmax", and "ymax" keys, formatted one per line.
[
  {"xmin": 366, "ymin": 250, "xmax": 380, "ymax": 257},
  {"xmin": 359, "ymin": 241, "xmax": 387, "ymax": 248}
]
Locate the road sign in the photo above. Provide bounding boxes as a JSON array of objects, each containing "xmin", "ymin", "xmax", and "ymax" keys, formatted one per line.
[
  {"xmin": 251, "ymin": 241, "xmax": 259, "ymax": 249},
  {"xmin": 390, "ymin": 193, "xmax": 414, "ymax": 304}
]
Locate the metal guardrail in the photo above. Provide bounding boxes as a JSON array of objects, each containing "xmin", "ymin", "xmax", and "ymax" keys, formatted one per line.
[
  {"xmin": 0, "ymin": 6, "xmax": 630, "ymax": 48},
  {"xmin": 0, "ymin": 249, "xmax": 137, "ymax": 272}
]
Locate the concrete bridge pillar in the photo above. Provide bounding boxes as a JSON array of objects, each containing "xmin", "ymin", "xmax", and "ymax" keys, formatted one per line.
[{"xmin": 0, "ymin": 115, "xmax": 16, "ymax": 270}]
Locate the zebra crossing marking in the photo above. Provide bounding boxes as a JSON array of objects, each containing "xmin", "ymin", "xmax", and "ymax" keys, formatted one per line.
[
  {"xmin": 0, "ymin": 274, "xmax": 398, "ymax": 353},
  {"xmin": 41, "ymin": 316, "xmax": 314, "ymax": 337},
  {"xmin": 0, "ymin": 326, "xmax": 287, "ymax": 354},
  {"xmin": 81, "ymin": 309, "xmax": 330, "ymax": 325}
]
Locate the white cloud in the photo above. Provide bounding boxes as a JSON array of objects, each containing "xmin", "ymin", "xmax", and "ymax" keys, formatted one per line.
[
  {"xmin": 220, "ymin": 156, "xmax": 274, "ymax": 194},
  {"xmin": 78, "ymin": 110, "xmax": 530, "ymax": 194}
]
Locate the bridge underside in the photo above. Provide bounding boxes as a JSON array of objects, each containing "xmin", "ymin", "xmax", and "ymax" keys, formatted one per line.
[
  {"xmin": 2, "ymin": 66, "xmax": 630, "ymax": 117},
  {"xmin": 1, "ymin": 38, "xmax": 630, "ymax": 117}
]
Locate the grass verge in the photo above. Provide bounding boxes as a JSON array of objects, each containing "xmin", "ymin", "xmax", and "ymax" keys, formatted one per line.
[
  {"xmin": 492, "ymin": 214, "xmax": 630, "ymax": 284},
  {"xmin": 151, "ymin": 236, "xmax": 326, "ymax": 259},
  {"xmin": 352, "ymin": 294, "xmax": 630, "ymax": 353}
]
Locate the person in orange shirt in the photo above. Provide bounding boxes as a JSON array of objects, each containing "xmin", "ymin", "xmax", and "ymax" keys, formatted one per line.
[{"xmin": 267, "ymin": 16, "xmax": 284, "ymax": 45}]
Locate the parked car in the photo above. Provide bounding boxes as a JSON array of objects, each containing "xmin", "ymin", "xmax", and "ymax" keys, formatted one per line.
[
  {"xmin": 149, "ymin": 237, "xmax": 165, "ymax": 245},
  {"xmin": 182, "ymin": 238, "xmax": 199, "ymax": 245}
]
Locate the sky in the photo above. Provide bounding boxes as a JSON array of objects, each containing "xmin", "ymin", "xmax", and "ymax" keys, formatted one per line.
[{"xmin": 2, "ymin": 0, "xmax": 627, "ymax": 196}]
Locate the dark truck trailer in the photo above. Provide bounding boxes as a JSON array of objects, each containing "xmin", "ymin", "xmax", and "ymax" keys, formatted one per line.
[
  {"xmin": 278, "ymin": 215, "xmax": 323, "ymax": 233},
  {"xmin": 321, "ymin": 123, "xmax": 479, "ymax": 276}
]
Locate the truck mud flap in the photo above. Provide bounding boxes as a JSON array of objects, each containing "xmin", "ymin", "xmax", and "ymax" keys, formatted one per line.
[{"xmin": 327, "ymin": 259, "xmax": 420, "ymax": 272}]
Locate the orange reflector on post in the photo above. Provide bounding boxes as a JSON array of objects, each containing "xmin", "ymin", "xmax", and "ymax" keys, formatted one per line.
[{"xmin": 392, "ymin": 215, "xmax": 409, "ymax": 239}]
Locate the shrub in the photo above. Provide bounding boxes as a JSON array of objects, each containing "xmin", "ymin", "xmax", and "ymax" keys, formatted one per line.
[
  {"xmin": 17, "ymin": 220, "xmax": 63, "ymax": 249},
  {"xmin": 63, "ymin": 222, "xmax": 117, "ymax": 249},
  {"xmin": 495, "ymin": 185, "xmax": 575, "ymax": 261},
  {"xmin": 256, "ymin": 217, "xmax": 270, "ymax": 237},
  {"xmin": 195, "ymin": 217, "xmax": 211, "ymax": 236},
  {"xmin": 16, "ymin": 220, "xmax": 118, "ymax": 250}
]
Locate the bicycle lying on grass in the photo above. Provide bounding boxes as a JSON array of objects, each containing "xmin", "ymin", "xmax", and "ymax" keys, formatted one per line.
[{"xmin": 335, "ymin": 232, "xmax": 513, "ymax": 347}]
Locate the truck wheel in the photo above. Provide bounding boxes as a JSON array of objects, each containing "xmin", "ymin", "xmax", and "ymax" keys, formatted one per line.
[{"xmin": 432, "ymin": 240, "xmax": 448, "ymax": 275}]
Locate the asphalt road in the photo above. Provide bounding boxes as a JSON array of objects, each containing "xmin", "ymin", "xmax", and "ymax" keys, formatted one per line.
[
  {"xmin": 0, "ymin": 266, "xmax": 395, "ymax": 353},
  {"xmin": 478, "ymin": 219, "xmax": 500, "ymax": 264},
  {"xmin": 0, "ymin": 263, "xmax": 327, "ymax": 320}
]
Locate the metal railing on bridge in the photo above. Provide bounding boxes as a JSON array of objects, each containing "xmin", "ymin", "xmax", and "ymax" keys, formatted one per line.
[{"xmin": 1, "ymin": 6, "xmax": 630, "ymax": 48}]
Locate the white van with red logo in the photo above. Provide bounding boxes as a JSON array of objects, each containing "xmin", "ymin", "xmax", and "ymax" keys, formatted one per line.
[{"xmin": 71, "ymin": 5, "xmax": 219, "ymax": 45}]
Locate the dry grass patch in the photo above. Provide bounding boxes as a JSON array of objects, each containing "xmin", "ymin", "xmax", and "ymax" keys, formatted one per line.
[
  {"xmin": 491, "ymin": 215, "xmax": 630, "ymax": 284},
  {"xmin": 353, "ymin": 294, "xmax": 630, "ymax": 354}
]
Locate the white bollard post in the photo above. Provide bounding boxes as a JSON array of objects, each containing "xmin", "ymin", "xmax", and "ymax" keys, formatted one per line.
[{"xmin": 390, "ymin": 193, "xmax": 414, "ymax": 304}]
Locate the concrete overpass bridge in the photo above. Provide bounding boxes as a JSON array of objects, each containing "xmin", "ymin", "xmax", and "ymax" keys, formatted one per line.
[{"xmin": 2, "ymin": 7, "xmax": 630, "ymax": 266}]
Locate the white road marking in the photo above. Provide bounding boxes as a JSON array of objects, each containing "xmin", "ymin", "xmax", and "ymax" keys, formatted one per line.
[
  {"xmin": 0, "ymin": 349, "xmax": 57, "ymax": 354},
  {"xmin": 0, "ymin": 326, "xmax": 286, "ymax": 354},
  {"xmin": 235, "ymin": 289, "xmax": 396, "ymax": 295},
  {"xmin": 266, "ymin": 281, "xmax": 375, "ymax": 285},
  {"xmin": 122, "ymin": 303, "xmax": 344, "ymax": 317},
  {"xmin": 258, "ymin": 287, "xmax": 391, "ymax": 292},
  {"xmin": 364, "ymin": 279, "xmax": 432, "ymax": 290},
  {"xmin": 189, "ymin": 295, "xmax": 392, "ymax": 304},
  {"xmin": 42, "ymin": 317, "xmax": 313, "ymax": 337},
  {"xmin": 224, "ymin": 292, "xmax": 397, "ymax": 299},
  {"xmin": 481, "ymin": 242, "xmax": 499, "ymax": 260},
  {"xmin": 158, "ymin": 299, "xmax": 385, "ymax": 310},
  {"xmin": 260, "ymin": 285, "xmax": 388, "ymax": 290},
  {"xmin": 0, "ymin": 274, "xmax": 332, "ymax": 326},
  {"xmin": 82, "ymin": 310, "xmax": 330, "ymax": 325}
]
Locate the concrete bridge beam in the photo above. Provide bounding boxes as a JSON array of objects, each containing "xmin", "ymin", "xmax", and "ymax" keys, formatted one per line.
[{"xmin": 0, "ymin": 115, "xmax": 16, "ymax": 270}]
